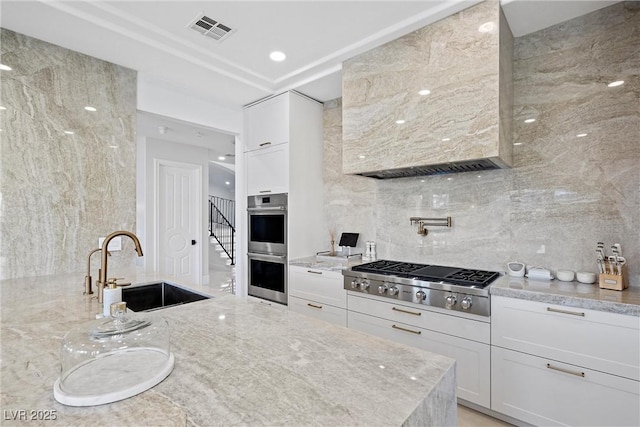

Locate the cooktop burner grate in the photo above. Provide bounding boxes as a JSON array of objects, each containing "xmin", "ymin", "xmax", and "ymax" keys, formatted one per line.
[{"xmin": 351, "ymin": 260, "xmax": 499, "ymax": 288}]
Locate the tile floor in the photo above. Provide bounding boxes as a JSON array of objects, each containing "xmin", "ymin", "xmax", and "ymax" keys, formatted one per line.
[{"xmin": 458, "ymin": 405, "xmax": 513, "ymax": 426}]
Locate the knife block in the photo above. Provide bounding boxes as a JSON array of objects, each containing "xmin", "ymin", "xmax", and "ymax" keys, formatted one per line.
[{"xmin": 598, "ymin": 263, "xmax": 628, "ymax": 291}]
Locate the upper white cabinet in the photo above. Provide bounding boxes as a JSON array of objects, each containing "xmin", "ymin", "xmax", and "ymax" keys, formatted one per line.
[
  {"xmin": 244, "ymin": 93, "xmax": 289, "ymax": 151},
  {"xmin": 243, "ymin": 91, "xmax": 324, "ymax": 259},
  {"xmin": 491, "ymin": 296, "xmax": 640, "ymax": 426},
  {"xmin": 246, "ymin": 143, "xmax": 289, "ymax": 196}
]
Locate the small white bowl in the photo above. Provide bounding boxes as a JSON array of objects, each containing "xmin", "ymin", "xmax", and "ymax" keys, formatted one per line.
[
  {"xmin": 576, "ymin": 272, "xmax": 596, "ymax": 284},
  {"xmin": 556, "ymin": 270, "xmax": 575, "ymax": 282}
]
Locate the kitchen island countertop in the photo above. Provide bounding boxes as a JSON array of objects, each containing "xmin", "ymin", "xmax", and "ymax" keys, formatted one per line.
[
  {"xmin": 0, "ymin": 271, "xmax": 456, "ymax": 426},
  {"xmin": 490, "ymin": 275, "xmax": 640, "ymax": 316}
]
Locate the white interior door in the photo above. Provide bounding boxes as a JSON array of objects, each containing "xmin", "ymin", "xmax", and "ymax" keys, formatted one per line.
[{"xmin": 157, "ymin": 162, "xmax": 201, "ymax": 284}]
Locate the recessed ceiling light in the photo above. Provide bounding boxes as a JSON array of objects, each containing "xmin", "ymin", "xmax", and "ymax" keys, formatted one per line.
[
  {"xmin": 225, "ymin": 181, "xmax": 230, "ymax": 185},
  {"xmin": 0, "ymin": 64, "xmax": 12, "ymax": 71},
  {"xmin": 84, "ymin": 106, "xmax": 97, "ymax": 112},
  {"xmin": 607, "ymin": 80, "xmax": 624, "ymax": 87},
  {"xmin": 269, "ymin": 51, "xmax": 286, "ymax": 62},
  {"xmin": 418, "ymin": 89, "xmax": 431, "ymax": 96},
  {"xmin": 395, "ymin": 119, "xmax": 406, "ymax": 124},
  {"xmin": 524, "ymin": 118, "xmax": 536, "ymax": 123},
  {"xmin": 64, "ymin": 131, "xmax": 75, "ymax": 135},
  {"xmin": 576, "ymin": 133, "xmax": 588, "ymax": 138}
]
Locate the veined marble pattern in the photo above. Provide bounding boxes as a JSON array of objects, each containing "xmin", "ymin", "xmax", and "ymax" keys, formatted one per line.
[
  {"xmin": 0, "ymin": 271, "xmax": 457, "ymax": 426},
  {"xmin": 342, "ymin": 0, "xmax": 512, "ymax": 175},
  {"xmin": 0, "ymin": 29, "xmax": 137, "ymax": 280},
  {"xmin": 325, "ymin": 2, "xmax": 639, "ymax": 285}
]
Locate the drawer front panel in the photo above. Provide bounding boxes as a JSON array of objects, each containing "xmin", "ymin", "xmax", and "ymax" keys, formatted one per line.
[
  {"xmin": 289, "ymin": 296, "xmax": 347, "ymax": 327},
  {"xmin": 492, "ymin": 296, "xmax": 640, "ymax": 380},
  {"xmin": 289, "ymin": 267, "xmax": 346, "ymax": 308},
  {"xmin": 492, "ymin": 346, "xmax": 640, "ymax": 427},
  {"xmin": 348, "ymin": 310, "xmax": 490, "ymax": 408},
  {"xmin": 348, "ymin": 294, "xmax": 490, "ymax": 343}
]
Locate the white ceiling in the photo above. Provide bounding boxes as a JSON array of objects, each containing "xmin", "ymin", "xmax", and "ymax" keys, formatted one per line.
[{"xmin": 1, "ymin": 0, "xmax": 618, "ymax": 165}]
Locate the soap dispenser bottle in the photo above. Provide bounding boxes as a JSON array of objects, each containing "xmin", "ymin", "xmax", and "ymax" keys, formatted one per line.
[{"xmin": 102, "ymin": 280, "xmax": 123, "ymax": 317}]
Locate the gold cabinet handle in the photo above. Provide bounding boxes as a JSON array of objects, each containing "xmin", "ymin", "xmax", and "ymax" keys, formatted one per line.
[
  {"xmin": 307, "ymin": 303, "xmax": 323, "ymax": 309},
  {"xmin": 259, "ymin": 142, "xmax": 272, "ymax": 147},
  {"xmin": 546, "ymin": 307, "xmax": 585, "ymax": 317},
  {"xmin": 391, "ymin": 324, "xmax": 421, "ymax": 335},
  {"xmin": 307, "ymin": 270, "xmax": 323, "ymax": 275},
  {"xmin": 546, "ymin": 363, "xmax": 585, "ymax": 377},
  {"xmin": 392, "ymin": 306, "xmax": 421, "ymax": 316}
]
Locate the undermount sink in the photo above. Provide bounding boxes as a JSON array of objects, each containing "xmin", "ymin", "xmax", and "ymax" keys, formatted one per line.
[{"xmin": 122, "ymin": 282, "xmax": 210, "ymax": 312}]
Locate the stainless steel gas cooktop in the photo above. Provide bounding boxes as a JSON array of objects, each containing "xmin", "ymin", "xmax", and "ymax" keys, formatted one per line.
[{"xmin": 343, "ymin": 260, "xmax": 500, "ymax": 317}]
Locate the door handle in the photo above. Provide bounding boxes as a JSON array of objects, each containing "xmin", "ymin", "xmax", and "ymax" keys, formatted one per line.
[{"xmin": 192, "ymin": 240, "xmax": 197, "ymax": 245}]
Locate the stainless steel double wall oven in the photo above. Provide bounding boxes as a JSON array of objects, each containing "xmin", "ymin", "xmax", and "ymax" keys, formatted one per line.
[{"xmin": 247, "ymin": 193, "xmax": 288, "ymax": 304}]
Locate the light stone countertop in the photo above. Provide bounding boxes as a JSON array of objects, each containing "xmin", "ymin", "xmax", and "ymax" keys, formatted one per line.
[
  {"xmin": 289, "ymin": 255, "xmax": 365, "ymax": 272},
  {"xmin": 490, "ymin": 276, "xmax": 640, "ymax": 316},
  {"xmin": 0, "ymin": 270, "xmax": 456, "ymax": 426}
]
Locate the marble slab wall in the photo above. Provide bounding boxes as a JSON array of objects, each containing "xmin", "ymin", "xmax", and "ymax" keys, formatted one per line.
[
  {"xmin": 0, "ymin": 29, "xmax": 137, "ymax": 280},
  {"xmin": 325, "ymin": 2, "xmax": 639, "ymax": 285}
]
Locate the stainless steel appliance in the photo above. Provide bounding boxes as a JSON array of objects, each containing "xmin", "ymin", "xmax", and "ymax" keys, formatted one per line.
[
  {"xmin": 247, "ymin": 193, "xmax": 288, "ymax": 304},
  {"xmin": 248, "ymin": 194, "xmax": 287, "ymax": 255},
  {"xmin": 343, "ymin": 260, "xmax": 500, "ymax": 316}
]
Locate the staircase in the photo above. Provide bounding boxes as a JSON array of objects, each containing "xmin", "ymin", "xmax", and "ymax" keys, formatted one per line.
[{"xmin": 209, "ymin": 196, "xmax": 235, "ymax": 266}]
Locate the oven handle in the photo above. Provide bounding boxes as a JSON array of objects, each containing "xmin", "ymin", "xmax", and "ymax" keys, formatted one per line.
[
  {"xmin": 248, "ymin": 252, "xmax": 287, "ymax": 262},
  {"xmin": 247, "ymin": 206, "xmax": 287, "ymax": 212}
]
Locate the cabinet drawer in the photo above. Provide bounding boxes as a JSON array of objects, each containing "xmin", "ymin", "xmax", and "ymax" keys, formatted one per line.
[
  {"xmin": 289, "ymin": 267, "xmax": 345, "ymax": 309},
  {"xmin": 492, "ymin": 346, "xmax": 640, "ymax": 427},
  {"xmin": 491, "ymin": 296, "xmax": 640, "ymax": 380},
  {"xmin": 348, "ymin": 310, "xmax": 490, "ymax": 407},
  {"xmin": 289, "ymin": 296, "xmax": 347, "ymax": 327},
  {"xmin": 348, "ymin": 294, "xmax": 490, "ymax": 343}
]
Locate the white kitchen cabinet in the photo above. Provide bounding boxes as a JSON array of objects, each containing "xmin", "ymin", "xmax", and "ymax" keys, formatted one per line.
[
  {"xmin": 491, "ymin": 295, "xmax": 640, "ymax": 426},
  {"xmin": 289, "ymin": 266, "xmax": 346, "ymax": 326},
  {"xmin": 347, "ymin": 294, "xmax": 491, "ymax": 408},
  {"xmin": 243, "ymin": 91, "xmax": 324, "ymax": 259},
  {"xmin": 246, "ymin": 143, "xmax": 289, "ymax": 196},
  {"xmin": 492, "ymin": 346, "xmax": 640, "ymax": 427},
  {"xmin": 244, "ymin": 92, "xmax": 289, "ymax": 152}
]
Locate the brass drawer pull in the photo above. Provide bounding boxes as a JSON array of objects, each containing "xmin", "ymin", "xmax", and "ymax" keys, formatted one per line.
[
  {"xmin": 546, "ymin": 363, "xmax": 585, "ymax": 377},
  {"xmin": 307, "ymin": 303, "xmax": 323, "ymax": 309},
  {"xmin": 307, "ymin": 270, "xmax": 323, "ymax": 275},
  {"xmin": 259, "ymin": 142, "xmax": 272, "ymax": 147},
  {"xmin": 391, "ymin": 324, "xmax": 421, "ymax": 335},
  {"xmin": 546, "ymin": 307, "xmax": 585, "ymax": 317},
  {"xmin": 392, "ymin": 306, "xmax": 422, "ymax": 316}
]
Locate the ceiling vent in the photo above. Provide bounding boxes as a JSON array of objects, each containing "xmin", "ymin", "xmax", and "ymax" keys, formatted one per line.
[{"xmin": 187, "ymin": 13, "xmax": 235, "ymax": 42}]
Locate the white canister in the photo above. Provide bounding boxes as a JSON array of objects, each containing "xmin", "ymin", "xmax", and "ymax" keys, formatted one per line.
[{"xmin": 103, "ymin": 286, "xmax": 123, "ymax": 317}]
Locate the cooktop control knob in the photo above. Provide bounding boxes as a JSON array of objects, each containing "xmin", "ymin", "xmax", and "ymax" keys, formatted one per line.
[
  {"xmin": 445, "ymin": 294, "xmax": 457, "ymax": 309},
  {"xmin": 360, "ymin": 280, "xmax": 370, "ymax": 290},
  {"xmin": 378, "ymin": 284, "xmax": 388, "ymax": 294},
  {"xmin": 350, "ymin": 280, "xmax": 358, "ymax": 289},
  {"xmin": 460, "ymin": 297, "xmax": 472, "ymax": 310},
  {"xmin": 388, "ymin": 286, "xmax": 399, "ymax": 296},
  {"xmin": 416, "ymin": 290, "xmax": 426, "ymax": 301}
]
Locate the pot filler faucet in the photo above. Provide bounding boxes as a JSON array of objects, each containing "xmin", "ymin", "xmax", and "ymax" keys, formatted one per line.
[{"xmin": 98, "ymin": 230, "xmax": 144, "ymax": 303}]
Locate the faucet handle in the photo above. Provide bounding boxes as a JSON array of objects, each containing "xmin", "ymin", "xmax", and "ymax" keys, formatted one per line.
[{"xmin": 107, "ymin": 277, "xmax": 131, "ymax": 287}]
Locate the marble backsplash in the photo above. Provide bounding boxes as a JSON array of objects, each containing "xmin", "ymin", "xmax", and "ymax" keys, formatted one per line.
[
  {"xmin": 0, "ymin": 29, "xmax": 137, "ymax": 280},
  {"xmin": 324, "ymin": 2, "xmax": 639, "ymax": 285}
]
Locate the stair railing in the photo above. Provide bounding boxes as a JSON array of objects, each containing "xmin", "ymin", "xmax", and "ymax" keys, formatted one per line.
[{"xmin": 209, "ymin": 196, "xmax": 236, "ymax": 265}]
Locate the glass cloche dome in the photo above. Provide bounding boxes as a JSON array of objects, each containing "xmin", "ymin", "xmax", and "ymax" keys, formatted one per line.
[{"xmin": 53, "ymin": 302, "xmax": 174, "ymax": 406}]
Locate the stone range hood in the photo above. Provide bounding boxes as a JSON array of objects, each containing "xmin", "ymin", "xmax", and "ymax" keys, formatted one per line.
[{"xmin": 342, "ymin": 0, "xmax": 513, "ymax": 179}]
